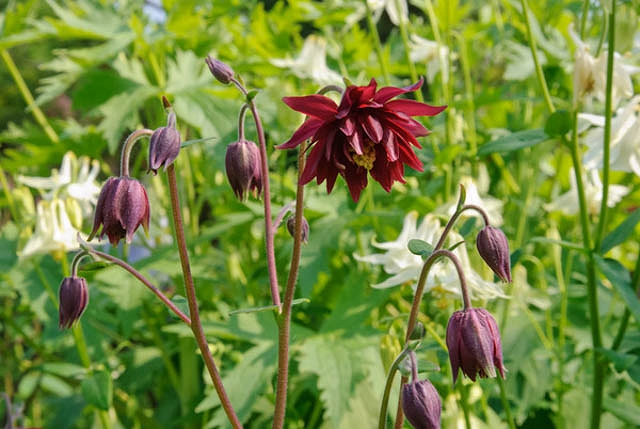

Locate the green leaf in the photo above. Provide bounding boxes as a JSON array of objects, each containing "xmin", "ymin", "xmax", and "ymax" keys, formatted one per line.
[
  {"xmin": 544, "ymin": 110, "xmax": 572, "ymax": 136},
  {"xmin": 81, "ymin": 369, "xmax": 112, "ymax": 411},
  {"xmin": 596, "ymin": 256, "xmax": 640, "ymax": 326},
  {"xmin": 478, "ymin": 129, "xmax": 548, "ymax": 155},
  {"xmin": 603, "ymin": 395, "xmax": 640, "ymax": 426},
  {"xmin": 408, "ymin": 239, "xmax": 433, "ymax": 256},
  {"xmin": 228, "ymin": 298, "xmax": 309, "ymax": 315},
  {"xmin": 601, "ymin": 208, "xmax": 640, "ymax": 253},
  {"xmin": 597, "ymin": 348, "xmax": 637, "ymax": 372}
]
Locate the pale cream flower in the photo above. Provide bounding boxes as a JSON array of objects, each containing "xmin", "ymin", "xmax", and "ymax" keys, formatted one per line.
[
  {"xmin": 569, "ymin": 23, "xmax": 640, "ymax": 106},
  {"xmin": 367, "ymin": 0, "xmax": 408, "ymax": 25},
  {"xmin": 544, "ymin": 169, "xmax": 629, "ymax": 215},
  {"xmin": 20, "ymin": 199, "xmax": 80, "ymax": 257},
  {"xmin": 580, "ymin": 96, "xmax": 640, "ymax": 175},
  {"xmin": 270, "ymin": 35, "xmax": 342, "ymax": 86},
  {"xmin": 409, "ymin": 34, "xmax": 450, "ymax": 83},
  {"xmin": 354, "ymin": 212, "xmax": 506, "ymax": 300},
  {"xmin": 439, "ymin": 175, "xmax": 504, "ymax": 226}
]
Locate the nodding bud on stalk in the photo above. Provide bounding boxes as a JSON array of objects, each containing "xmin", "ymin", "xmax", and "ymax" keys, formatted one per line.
[
  {"xmin": 58, "ymin": 276, "xmax": 89, "ymax": 329},
  {"xmin": 401, "ymin": 379, "xmax": 442, "ymax": 429},
  {"xmin": 205, "ymin": 56, "xmax": 234, "ymax": 84},
  {"xmin": 148, "ymin": 112, "xmax": 181, "ymax": 174},
  {"xmin": 90, "ymin": 176, "xmax": 150, "ymax": 245},
  {"xmin": 446, "ymin": 308, "xmax": 506, "ymax": 384},
  {"xmin": 286, "ymin": 215, "xmax": 309, "ymax": 243},
  {"xmin": 476, "ymin": 226, "xmax": 512, "ymax": 283},
  {"xmin": 225, "ymin": 140, "xmax": 262, "ymax": 200}
]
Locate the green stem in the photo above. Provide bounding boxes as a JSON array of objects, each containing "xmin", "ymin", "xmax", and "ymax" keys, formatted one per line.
[
  {"xmin": 273, "ymin": 143, "xmax": 306, "ymax": 429},
  {"xmin": 579, "ymin": 0, "xmax": 590, "ymax": 38},
  {"xmin": 454, "ymin": 32, "xmax": 478, "ymax": 161},
  {"xmin": 394, "ymin": 0, "xmax": 423, "ymax": 102},
  {"xmin": 119, "ymin": 129, "xmax": 154, "ymax": 177},
  {"xmin": 166, "ymin": 165, "xmax": 242, "ymax": 428},
  {"xmin": 594, "ymin": 3, "xmax": 615, "ymax": 252},
  {"xmin": 0, "ymin": 165, "xmax": 18, "ymax": 221},
  {"xmin": 364, "ymin": 0, "xmax": 391, "ymax": 85},
  {"xmin": 519, "ymin": 0, "xmax": 555, "ymax": 113},
  {"xmin": 497, "ymin": 376, "xmax": 516, "ymax": 429},
  {"xmin": 458, "ymin": 383, "xmax": 472, "ymax": 429},
  {"xmin": 0, "ymin": 49, "xmax": 59, "ymax": 144}
]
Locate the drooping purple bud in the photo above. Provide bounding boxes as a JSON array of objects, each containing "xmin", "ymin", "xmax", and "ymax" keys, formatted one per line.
[
  {"xmin": 286, "ymin": 215, "xmax": 309, "ymax": 243},
  {"xmin": 58, "ymin": 276, "xmax": 89, "ymax": 329},
  {"xmin": 476, "ymin": 226, "xmax": 512, "ymax": 282},
  {"xmin": 90, "ymin": 176, "xmax": 150, "ymax": 245},
  {"xmin": 225, "ymin": 140, "xmax": 262, "ymax": 200},
  {"xmin": 148, "ymin": 112, "xmax": 181, "ymax": 174},
  {"xmin": 205, "ymin": 56, "xmax": 234, "ymax": 84},
  {"xmin": 446, "ymin": 308, "xmax": 506, "ymax": 384},
  {"xmin": 401, "ymin": 379, "xmax": 442, "ymax": 429}
]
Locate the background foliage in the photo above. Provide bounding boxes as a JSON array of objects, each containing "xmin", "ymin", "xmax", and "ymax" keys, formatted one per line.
[{"xmin": 1, "ymin": 0, "xmax": 639, "ymax": 428}]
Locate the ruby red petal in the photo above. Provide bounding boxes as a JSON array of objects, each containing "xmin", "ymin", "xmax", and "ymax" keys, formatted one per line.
[
  {"xmin": 282, "ymin": 95, "xmax": 337, "ymax": 120},
  {"xmin": 276, "ymin": 117, "xmax": 324, "ymax": 149},
  {"xmin": 385, "ymin": 99, "xmax": 447, "ymax": 116}
]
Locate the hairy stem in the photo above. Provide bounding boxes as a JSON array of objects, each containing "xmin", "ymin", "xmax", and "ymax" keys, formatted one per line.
[
  {"xmin": 119, "ymin": 129, "xmax": 154, "ymax": 177},
  {"xmin": 167, "ymin": 165, "xmax": 242, "ymax": 428}
]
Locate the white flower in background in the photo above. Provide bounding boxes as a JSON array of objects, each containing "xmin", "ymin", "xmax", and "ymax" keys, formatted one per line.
[
  {"xmin": 544, "ymin": 169, "xmax": 629, "ymax": 215},
  {"xmin": 20, "ymin": 199, "xmax": 80, "ymax": 257},
  {"xmin": 17, "ymin": 151, "xmax": 101, "ymax": 216},
  {"xmin": 569, "ymin": 23, "xmax": 640, "ymax": 106},
  {"xmin": 367, "ymin": 0, "xmax": 408, "ymax": 25},
  {"xmin": 270, "ymin": 35, "xmax": 342, "ymax": 86},
  {"xmin": 409, "ymin": 35, "xmax": 450, "ymax": 83},
  {"xmin": 439, "ymin": 175, "xmax": 504, "ymax": 227},
  {"xmin": 580, "ymin": 96, "xmax": 640, "ymax": 176},
  {"xmin": 354, "ymin": 212, "xmax": 506, "ymax": 300},
  {"xmin": 16, "ymin": 151, "xmax": 102, "ymax": 257}
]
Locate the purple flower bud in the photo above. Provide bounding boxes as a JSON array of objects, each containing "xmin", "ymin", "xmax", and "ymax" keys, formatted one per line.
[
  {"xmin": 286, "ymin": 215, "xmax": 309, "ymax": 243},
  {"xmin": 225, "ymin": 140, "xmax": 262, "ymax": 200},
  {"xmin": 205, "ymin": 56, "xmax": 234, "ymax": 84},
  {"xmin": 148, "ymin": 113, "xmax": 181, "ymax": 174},
  {"xmin": 446, "ymin": 308, "xmax": 506, "ymax": 384},
  {"xmin": 401, "ymin": 379, "xmax": 442, "ymax": 429},
  {"xmin": 58, "ymin": 276, "xmax": 89, "ymax": 329},
  {"xmin": 90, "ymin": 176, "xmax": 150, "ymax": 245},
  {"xmin": 476, "ymin": 226, "xmax": 511, "ymax": 282}
]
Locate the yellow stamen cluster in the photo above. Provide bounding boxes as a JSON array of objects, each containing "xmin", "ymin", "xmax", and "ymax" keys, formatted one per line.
[{"xmin": 351, "ymin": 140, "xmax": 377, "ymax": 170}]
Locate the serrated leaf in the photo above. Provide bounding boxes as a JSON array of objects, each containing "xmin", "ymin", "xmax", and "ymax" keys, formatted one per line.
[
  {"xmin": 596, "ymin": 256, "xmax": 640, "ymax": 326},
  {"xmin": 408, "ymin": 238, "xmax": 433, "ymax": 256},
  {"xmin": 601, "ymin": 208, "xmax": 640, "ymax": 253},
  {"xmin": 81, "ymin": 369, "xmax": 112, "ymax": 410},
  {"xmin": 478, "ymin": 129, "xmax": 548, "ymax": 155}
]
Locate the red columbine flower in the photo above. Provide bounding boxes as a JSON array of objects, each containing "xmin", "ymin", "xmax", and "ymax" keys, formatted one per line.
[
  {"xmin": 277, "ymin": 78, "xmax": 446, "ymax": 201},
  {"xmin": 58, "ymin": 276, "xmax": 89, "ymax": 329}
]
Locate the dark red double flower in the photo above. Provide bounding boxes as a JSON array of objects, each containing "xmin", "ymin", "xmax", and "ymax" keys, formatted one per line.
[{"xmin": 278, "ymin": 78, "xmax": 446, "ymax": 201}]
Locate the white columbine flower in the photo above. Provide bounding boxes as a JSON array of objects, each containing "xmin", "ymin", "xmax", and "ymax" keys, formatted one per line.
[
  {"xmin": 439, "ymin": 175, "xmax": 504, "ymax": 226},
  {"xmin": 367, "ymin": 0, "xmax": 408, "ymax": 25},
  {"xmin": 544, "ymin": 169, "xmax": 629, "ymax": 215},
  {"xmin": 580, "ymin": 95, "xmax": 640, "ymax": 176},
  {"xmin": 270, "ymin": 35, "xmax": 342, "ymax": 86},
  {"xmin": 354, "ymin": 212, "xmax": 506, "ymax": 300},
  {"xmin": 409, "ymin": 35, "xmax": 450, "ymax": 83},
  {"xmin": 570, "ymin": 23, "xmax": 640, "ymax": 107},
  {"xmin": 17, "ymin": 151, "xmax": 101, "ymax": 257}
]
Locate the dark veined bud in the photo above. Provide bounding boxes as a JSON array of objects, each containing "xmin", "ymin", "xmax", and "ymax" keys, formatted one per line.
[
  {"xmin": 446, "ymin": 308, "xmax": 506, "ymax": 384},
  {"xmin": 225, "ymin": 140, "xmax": 262, "ymax": 200},
  {"xmin": 401, "ymin": 379, "xmax": 442, "ymax": 429},
  {"xmin": 286, "ymin": 215, "xmax": 309, "ymax": 243},
  {"xmin": 148, "ymin": 112, "xmax": 181, "ymax": 174},
  {"xmin": 205, "ymin": 56, "xmax": 234, "ymax": 84},
  {"xmin": 58, "ymin": 276, "xmax": 89, "ymax": 329},
  {"xmin": 90, "ymin": 176, "xmax": 150, "ymax": 245},
  {"xmin": 476, "ymin": 226, "xmax": 512, "ymax": 283}
]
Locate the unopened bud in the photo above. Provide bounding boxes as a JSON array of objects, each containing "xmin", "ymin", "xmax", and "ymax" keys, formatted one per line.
[
  {"xmin": 205, "ymin": 56, "xmax": 234, "ymax": 84},
  {"xmin": 58, "ymin": 276, "xmax": 89, "ymax": 329},
  {"xmin": 148, "ymin": 112, "xmax": 181, "ymax": 174},
  {"xmin": 225, "ymin": 140, "xmax": 262, "ymax": 200},
  {"xmin": 401, "ymin": 379, "xmax": 442, "ymax": 429},
  {"xmin": 446, "ymin": 308, "xmax": 506, "ymax": 384},
  {"xmin": 476, "ymin": 226, "xmax": 511, "ymax": 283},
  {"xmin": 286, "ymin": 215, "xmax": 309, "ymax": 243}
]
